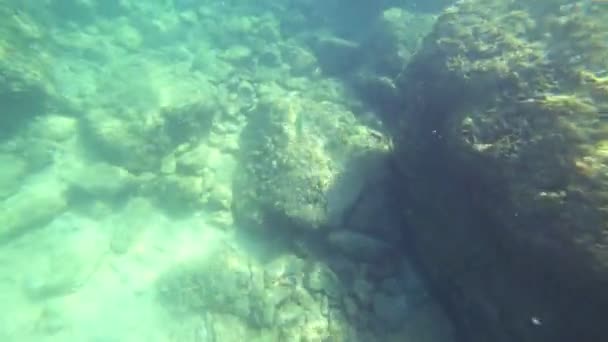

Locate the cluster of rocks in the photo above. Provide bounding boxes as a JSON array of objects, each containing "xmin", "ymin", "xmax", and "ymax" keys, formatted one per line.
[
  {"xmin": 156, "ymin": 238, "xmax": 435, "ymax": 341},
  {"xmin": 0, "ymin": 0, "xmax": 456, "ymax": 341}
]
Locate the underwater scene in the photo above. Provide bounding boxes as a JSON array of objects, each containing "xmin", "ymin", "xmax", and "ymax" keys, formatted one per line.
[{"xmin": 1, "ymin": 0, "xmax": 608, "ymax": 341}]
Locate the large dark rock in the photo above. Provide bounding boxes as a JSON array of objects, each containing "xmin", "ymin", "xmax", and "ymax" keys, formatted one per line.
[{"xmin": 393, "ymin": 0, "xmax": 608, "ymax": 341}]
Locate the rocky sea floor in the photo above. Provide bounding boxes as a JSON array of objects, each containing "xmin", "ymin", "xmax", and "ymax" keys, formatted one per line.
[
  {"xmin": 0, "ymin": 165, "xmax": 455, "ymax": 341},
  {"xmin": 0, "ymin": 116, "xmax": 456, "ymax": 341},
  {"xmin": 0, "ymin": 1, "xmax": 456, "ymax": 341}
]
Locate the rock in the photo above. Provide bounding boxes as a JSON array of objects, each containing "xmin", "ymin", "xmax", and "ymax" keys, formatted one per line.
[
  {"xmin": 221, "ymin": 45, "xmax": 253, "ymax": 65},
  {"xmin": 312, "ymin": 36, "xmax": 362, "ymax": 75},
  {"xmin": 0, "ymin": 182, "xmax": 67, "ymax": 242},
  {"xmin": 26, "ymin": 114, "xmax": 78, "ymax": 142},
  {"xmin": 146, "ymin": 174, "xmax": 207, "ymax": 214},
  {"xmin": 162, "ymin": 98, "xmax": 217, "ymax": 145},
  {"xmin": 82, "ymin": 108, "xmax": 170, "ymax": 172},
  {"xmin": 232, "ymin": 85, "xmax": 391, "ymax": 233},
  {"xmin": 362, "ymin": 7, "xmax": 435, "ymax": 77},
  {"xmin": 113, "ymin": 22, "xmax": 142, "ymax": 50},
  {"xmin": 175, "ymin": 144, "xmax": 214, "ymax": 175},
  {"xmin": 327, "ymin": 230, "xmax": 390, "ymax": 261},
  {"xmin": 372, "ymin": 293, "xmax": 411, "ymax": 331},
  {"xmin": 282, "ymin": 45, "xmax": 318, "ymax": 75},
  {"xmin": 157, "ymin": 246, "xmax": 265, "ymax": 326},
  {"xmin": 304, "ymin": 261, "xmax": 342, "ymax": 299},
  {"xmin": 61, "ymin": 161, "xmax": 135, "ymax": 198},
  {"xmin": 275, "ymin": 301, "xmax": 304, "ymax": 328},
  {"xmin": 202, "ymin": 184, "xmax": 233, "ymax": 211},
  {"xmin": 263, "ymin": 254, "xmax": 306, "ymax": 289},
  {"xmin": 0, "ymin": 33, "xmax": 49, "ymax": 139}
]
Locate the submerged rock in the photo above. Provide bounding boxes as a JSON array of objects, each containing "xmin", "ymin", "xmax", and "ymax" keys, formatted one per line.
[
  {"xmin": 304, "ymin": 261, "xmax": 342, "ymax": 299},
  {"xmin": 394, "ymin": 0, "xmax": 608, "ymax": 340},
  {"xmin": 0, "ymin": 182, "xmax": 67, "ymax": 242},
  {"xmin": 327, "ymin": 230, "xmax": 391, "ymax": 262},
  {"xmin": 232, "ymin": 83, "xmax": 392, "ymax": 233}
]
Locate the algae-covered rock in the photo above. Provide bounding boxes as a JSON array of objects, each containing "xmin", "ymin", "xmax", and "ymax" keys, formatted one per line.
[
  {"xmin": 394, "ymin": 0, "xmax": 608, "ymax": 340},
  {"xmin": 145, "ymin": 174, "xmax": 207, "ymax": 214},
  {"xmin": 352, "ymin": 7, "xmax": 436, "ymax": 114},
  {"xmin": 233, "ymin": 83, "xmax": 392, "ymax": 232},
  {"xmin": 0, "ymin": 7, "xmax": 53, "ymax": 139},
  {"xmin": 363, "ymin": 7, "xmax": 436, "ymax": 78},
  {"xmin": 26, "ymin": 114, "xmax": 78, "ymax": 143},
  {"xmin": 82, "ymin": 108, "xmax": 171, "ymax": 173},
  {"xmin": 81, "ymin": 60, "xmax": 218, "ymax": 173},
  {"xmin": 157, "ymin": 246, "xmax": 264, "ymax": 324},
  {"xmin": 327, "ymin": 230, "xmax": 391, "ymax": 262},
  {"xmin": 303, "ymin": 261, "xmax": 342, "ymax": 299}
]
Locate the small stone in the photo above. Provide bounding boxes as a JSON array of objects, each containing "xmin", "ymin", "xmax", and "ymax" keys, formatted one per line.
[
  {"xmin": 61, "ymin": 161, "xmax": 134, "ymax": 198},
  {"xmin": 327, "ymin": 230, "xmax": 390, "ymax": 261}
]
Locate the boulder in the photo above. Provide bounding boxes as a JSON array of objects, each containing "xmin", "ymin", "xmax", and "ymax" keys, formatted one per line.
[
  {"xmin": 394, "ymin": 0, "xmax": 608, "ymax": 341},
  {"xmin": 232, "ymin": 82, "xmax": 391, "ymax": 233}
]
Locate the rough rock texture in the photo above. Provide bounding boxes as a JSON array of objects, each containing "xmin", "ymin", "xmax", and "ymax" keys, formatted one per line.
[
  {"xmin": 157, "ymin": 246, "xmax": 354, "ymax": 341},
  {"xmin": 392, "ymin": 0, "xmax": 608, "ymax": 341},
  {"xmin": 232, "ymin": 83, "xmax": 392, "ymax": 233}
]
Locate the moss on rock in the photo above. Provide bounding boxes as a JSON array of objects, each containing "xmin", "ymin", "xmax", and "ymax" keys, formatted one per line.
[{"xmin": 232, "ymin": 82, "xmax": 391, "ymax": 232}]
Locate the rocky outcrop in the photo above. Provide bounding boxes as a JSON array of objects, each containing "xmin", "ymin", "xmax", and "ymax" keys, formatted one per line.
[
  {"xmin": 392, "ymin": 0, "xmax": 608, "ymax": 341},
  {"xmin": 232, "ymin": 82, "xmax": 392, "ymax": 233}
]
